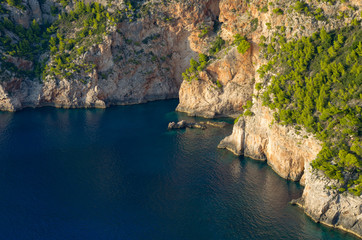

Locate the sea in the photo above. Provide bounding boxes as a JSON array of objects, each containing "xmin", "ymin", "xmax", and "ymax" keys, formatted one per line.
[{"xmin": 0, "ymin": 100, "xmax": 357, "ymax": 239}]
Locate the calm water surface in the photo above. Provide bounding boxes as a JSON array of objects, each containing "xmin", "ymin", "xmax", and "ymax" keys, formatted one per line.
[{"xmin": 0, "ymin": 100, "xmax": 357, "ymax": 239}]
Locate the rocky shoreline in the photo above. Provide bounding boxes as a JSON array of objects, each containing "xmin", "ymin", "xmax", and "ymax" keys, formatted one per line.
[
  {"xmin": 291, "ymin": 164, "xmax": 362, "ymax": 239},
  {"xmin": 216, "ymin": 106, "xmax": 362, "ymax": 238},
  {"xmin": 0, "ymin": 0, "xmax": 361, "ymax": 237}
]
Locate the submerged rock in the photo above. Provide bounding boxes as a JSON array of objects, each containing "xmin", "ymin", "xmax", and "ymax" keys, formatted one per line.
[
  {"xmin": 201, "ymin": 121, "xmax": 229, "ymax": 128},
  {"xmin": 168, "ymin": 120, "xmax": 206, "ymax": 130}
]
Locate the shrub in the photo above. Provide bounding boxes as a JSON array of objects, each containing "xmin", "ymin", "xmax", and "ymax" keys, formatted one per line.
[
  {"xmin": 255, "ymin": 83, "xmax": 262, "ymax": 91},
  {"xmin": 293, "ymin": 1, "xmax": 308, "ymax": 13},
  {"xmin": 273, "ymin": 8, "xmax": 283, "ymax": 15},
  {"xmin": 250, "ymin": 18, "xmax": 258, "ymax": 32},
  {"xmin": 198, "ymin": 25, "xmax": 211, "ymax": 38},
  {"xmin": 209, "ymin": 36, "xmax": 225, "ymax": 55},
  {"xmin": 260, "ymin": 6, "xmax": 268, "ymax": 13},
  {"xmin": 216, "ymin": 80, "xmax": 222, "ymax": 88}
]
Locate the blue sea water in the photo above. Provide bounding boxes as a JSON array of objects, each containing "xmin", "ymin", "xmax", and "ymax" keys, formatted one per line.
[{"xmin": 0, "ymin": 99, "xmax": 357, "ymax": 240}]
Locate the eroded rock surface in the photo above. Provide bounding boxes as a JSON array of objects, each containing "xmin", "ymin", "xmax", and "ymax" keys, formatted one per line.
[
  {"xmin": 168, "ymin": 120, "xmax": 206, "ymax": 130},
  {"xmin": 294, "ymin": 164, "xmax": 362, "ymax": 238},
  {"xmin": 219, "ymin": 100, "xmax": 322, "ymax": 182}
]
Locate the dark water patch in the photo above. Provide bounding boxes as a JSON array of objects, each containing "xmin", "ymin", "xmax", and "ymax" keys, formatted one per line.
[{"xmin": 0, "ymin": 100, "xmax": 357, "ymax": 239}]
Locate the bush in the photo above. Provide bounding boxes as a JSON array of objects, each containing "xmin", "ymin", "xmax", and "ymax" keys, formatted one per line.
[
  {"xmin": 216, "ymin": 80, "xmax": 222, "ymax": 88},
  {"xmin": 244, "ymin": 109, "xmax": 253, "ymax": 116},
  {"xmin": 198, "ymin": 25, "xmax": 211, "ymax": 38},
  {"xmin": 293, "ymin": 1, "xmax": 308, "ymax": 13},
  {"xmin": 273, "ymin": 8, "xmax": 283, "ymax": 15},
  {"xmin": 182, "ymin": 54, "xmax": 209, "ymax": 82},
  {"xmin": 260, "ymin": 6, "xmax": 268, "ymax": 13},
  {"xmin": 234, "ymin": 114, "xmax": 242, "ymax": 124},
  {"xmin": 209, "ymin": 36, "xmax": 225, "ymax": 55},
  {"xmin": 234, "ymin": 34, "xmax": 250, "ymax": 54},
  {"xmin": 255, "ymin": 83, "xmax": 262, "ymax": 91},
  {"xmin": 250, "ymin": 18, "xmax": 258, "ymax": 32}
]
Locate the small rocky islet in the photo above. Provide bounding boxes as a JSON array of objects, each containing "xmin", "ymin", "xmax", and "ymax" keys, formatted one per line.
[{"xmin": 167, "ymin": 120, "xmax": 228, "ymax": 130}]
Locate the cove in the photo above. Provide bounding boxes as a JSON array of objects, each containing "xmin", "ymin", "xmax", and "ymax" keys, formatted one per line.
[{"xmin": 0, "ymin": 99, "xmax": 357, "ymax": 240}]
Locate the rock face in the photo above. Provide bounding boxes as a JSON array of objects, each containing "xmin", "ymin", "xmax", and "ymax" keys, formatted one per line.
[
  {"xmin": 174, "ymin": 0, "xmax": 361, "ymax": 236},
  {"xmin": 219, "ymin": 99, "xmax": 362, "ymax": 238},
  {"xmin": 0, "ymin": 0, "xmax": 221, "ymax": 111},
  {"xmin": 294, "ymin": 164, "xmax": 362, "ymax": 238},
  {"xmin": 219, "ymin": 100, "xmax": 322, "ymax": 182},
  {"xmin": 176, "ymin": 46, "xmax": 256, "ymax": 118},
  {"xmin": 218, "ymin": 117, "xmax": 245, "ymax": 155},
  {"xmin": 177, "ymin": 0, "xmax": 362, "ymax": 117},
  {"xmin": 1, "ymin": 0, "xmax": 361, "ymax": 111}
]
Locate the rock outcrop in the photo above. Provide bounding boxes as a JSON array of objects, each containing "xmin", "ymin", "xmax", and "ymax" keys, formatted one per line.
[
  {"xmin": 174, "ymin": 0, "xmax": 361, "ymax": 236},
  {"xmin": 168, "ymin": 119, "xmax": 227, "ymax": 130},
  {"xmin": 218, "ymin": 99, "xmax": 322, "ymax": 182},
  {"xmin": 176, "ymin": 45, "xmax": 256, "ymax": 118},
  {"xmin": 168, "ymin": 120, "xmax": 206, "ymax": 130},
  {"xmin": 218, "ymin": 98, "xmax": 362, "ymax": 238},
  {"xmin": 293, "ymin": 164, "xmax": 362, "ymax": 238},
  {"xmin": 177, "ymin": 0, "xmax": 362, "ymax": 117}
]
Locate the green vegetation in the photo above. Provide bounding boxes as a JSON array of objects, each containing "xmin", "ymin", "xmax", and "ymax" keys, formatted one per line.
[
  {"xmin": 0, "ymin": 17, "xmax": 50, "ymax": 77},
  {"xmin": 216, "ymin": 79, "xmax": 222, "ymax": 88},
  {"xmin": 292, "ymin": 0, "xmax": 329, "ymax": 21},
  {"xmin": 0, "ymin": 0, "xmax": 176, "ymax": 80},
  {"xmin": 321, "ymin": 0, "xmax": 337, "ymax": 5},
  {"xmin": 182, "ymin": 53, "xmax": 208, "ymax": 82},
  {"xmin": 242, "ymin": 100, "xmax": 253, "ymax": 116},
  {"xmin": 314, "ymin": 8, "xmax": 326, "ymax": 21},
  {"xmin": 234, "ymin": 114, "xmax": 242, "ymax": 124},
  {"xmin": 209, "ymin": 36, "xmax": 225, "ymax": 55},
  {"xmin": 183, "ymin": 33, "xmax": 250, "ymax": 83},
  {"xmin": 0, "ymin": 19, "xmax": 47, "ymax": 60},
  {"xmin": 233, "ymin": 34, "xmax": 250, "ymax": 54},
  {"xmin": 293, "ymin": 1, "xmax": 308, "ymax": 13},
  {"xmin": 0, "ymin": 1, "xmax": 125, "ymax": 80},
  {"xmin": 198, "ymin": 24, "xmax": 211, "ymax": 38},
  {"xmin": 4, "ymin": 0, "xmax": 25, "ymax": 10},
  {"xmin": 255, "ymin": 82, "xmax": 262, "ymax": 91},
  {"xmin": 42, "ymin": 1, "xmax": 120, "ymax": 81},
  {"xmin": 250, "ymin": 18, "xmax": 258, "ymax": 32},
  {"xmin": 272, "ymin": 8, "xmax": 283, "ymax": 15},
  {"xmin": 260, "ymin": 5, "xmax": 268, "ymax": 13},
  {"xmin": 233, "ymin": 100, "xmax": 254, "ymax": 121},
  {"xmin": 258, "ymin": 25, "xmax": 362, "ymax": 195}
]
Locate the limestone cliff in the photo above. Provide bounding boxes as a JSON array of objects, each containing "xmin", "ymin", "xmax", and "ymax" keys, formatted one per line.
[
  {"xmin": 176, "ymin": 45, "xmax": 256, "ymax": 118},
  {"xmin": 173, "ymin": 0, "xmax": 362, "ymax": 237},
  {"xmin": 1, "ymin": 0, "xmax": 362, "ymax": 237},
  {"xmin": 218, "ymin": 98, "xmax": 362, "ymax": 238},
  {"xmin": 296, "ymin": 164, "xmax": 362, "ymax": 238},
  {"xmin": 0, "ymin": 0, "xmax": 220, "ymax": 110},
  {"xmin": 218, "ymin": 98, "xmax": 361, "ymax": 238},
  {"xmin": 218, "ymin": 99, "xmax": 322, "ymax": 182},
  {"xmin": 177, "ymin": 0, "xmax": 362, "ymax": 117},
  {"xmin": 1, "ymin": 0, "xmax": 360, "ymax": 112}
]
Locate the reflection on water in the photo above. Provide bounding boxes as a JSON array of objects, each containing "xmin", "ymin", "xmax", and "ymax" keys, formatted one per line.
[
  {"xmin": 0, "ymin": 100, "xmax": 358, "ymax": 240},
  {"xmin": 230, "ymin": 159, "xmax": 241, "ymax": 181}
]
